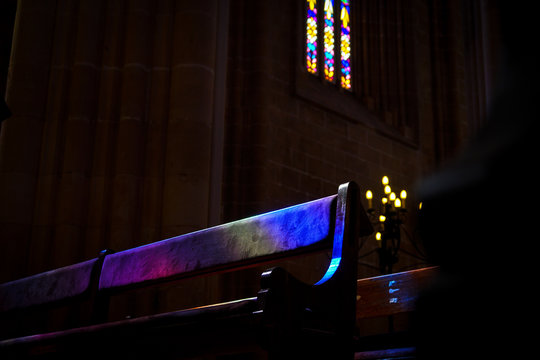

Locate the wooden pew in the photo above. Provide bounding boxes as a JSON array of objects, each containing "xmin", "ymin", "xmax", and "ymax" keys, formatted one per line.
[
  {"xmin": 0, "ymin": 182, "xmax": 372, "ymax": 359},
  {"xmin": 354, "ymin": 266, "xmax": 439, "ymax": 359},
  {"xmin": 0, "ymin": 249, "xmax": 113, "ymax": 341}
]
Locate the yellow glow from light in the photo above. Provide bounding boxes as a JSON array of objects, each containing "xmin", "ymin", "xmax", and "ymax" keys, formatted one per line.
[
  {"xmin": 382, "ymin": 176, "xmax": 389, "ymax": 185},
  {"xmin": 418, "ymin": 202, "xmax": 423, "ymax": 210},
  {"xmin": 379, "ymin": 215, "xmax": 386, "ymax": 222},
  {"xmin": 384, "ymin": 185, "xmax": 391, "ymax": 195},
  {"xmin": 375, "ymin": 232, "xmax": 382, "ymax": 241},
  {"xmin": 366, "ymin": 190, "xmax": 373, "ymax": 209},
  {"xmin": 389, "ymin": 192, "xmax": 396, "ymax": 201},
  {"xmin": 382, "ymin": 197, "xmax": 388, "ymax": 204},
  {"xmin": 395, "ymin": 198, "xmax": 401, "ymax": 208},
  {"xmin": 400, "ymin": 190, "xmax": 407, "ymax": 199}
]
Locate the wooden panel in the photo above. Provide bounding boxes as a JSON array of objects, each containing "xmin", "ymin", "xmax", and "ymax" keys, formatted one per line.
[
  {"xmin": 355, "ymin": 347, "xmax": 415, "ymax": 359},
  {"xmin": 0, "ymin": 258, "xmax": 98, "ymax": 312},
  {"xmin": 356, "ymin": 266, "xmax": 438, "ymax": 319},
  {"xmin": 99, "ymin": 195, "xmax": 337, "ymax": 291}
]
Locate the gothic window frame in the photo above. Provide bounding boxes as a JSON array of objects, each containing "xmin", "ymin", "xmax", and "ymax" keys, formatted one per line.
[{"xmin": 295, "ymin": 0, "xmax": 419, "ymax": 148}]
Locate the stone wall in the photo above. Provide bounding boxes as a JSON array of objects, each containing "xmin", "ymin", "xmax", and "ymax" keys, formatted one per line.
[{"xmin": 0, "ymin": 0, "xmax": 499, "ymax": 315}]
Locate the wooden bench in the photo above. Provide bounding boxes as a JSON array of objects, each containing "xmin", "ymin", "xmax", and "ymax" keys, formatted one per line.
[
  {"xmin": 1, "ymin": 182, "xmax": 372, "ymax": 359},
  {"xmin": 354, "ymin": 266, "xmax": 439, "ymax": 359}
]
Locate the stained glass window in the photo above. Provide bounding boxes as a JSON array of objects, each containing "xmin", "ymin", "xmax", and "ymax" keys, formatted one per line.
[
  {"xmin": 340, "ymin": 0, "xmax": 351, "ymax": 90},
  {"xmin": 323, "ymin": 0, "xmax": 335, "ymax": 82},
  {"xmin": 305, "ymin": 0, "xmax": 352, "ymax": 90},
  {"xmin": 306, "ymin": 0, "xmax": 318, "ymax": 74}
]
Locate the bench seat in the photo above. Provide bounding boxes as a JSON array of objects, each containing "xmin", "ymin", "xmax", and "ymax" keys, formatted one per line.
[{"xmin": 1, "ymin": 297, "xmax": 260, "ymax": 358}]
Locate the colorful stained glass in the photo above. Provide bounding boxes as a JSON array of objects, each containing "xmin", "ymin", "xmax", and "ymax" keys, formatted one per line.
[
  {"xmin": 306, "ymin": 0, "xmax": 352, "ymax": 91},
  {"xmin": 340, "ymin": 0, "xmax": 351, "ymax": 90},
  {"xmin": 323, "ymin": 0, "xmax": 335, "ymax": 82},
  {"xmin": 306, "ymin": 0, "xmax": 318, "ymax": 74}
]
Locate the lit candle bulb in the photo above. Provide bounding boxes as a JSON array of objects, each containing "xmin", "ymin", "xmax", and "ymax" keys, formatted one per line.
[
  {"xmin": 366, "ymin": 190, "xmax": 373, "ymax": 209},
  {"xmin": 389, "ymin": 192, "xmax": 396, "ymax": 202},
  {"xmin": 375, "ymin": 232, "xmax": 382, "ymax": 241},
  {"xmin": 384, "ymin": 185, "xmax": 391, "ymax": 195},
  {"xmin": 382, "ymin": 176, "xmax": 389, "ymax": 185},
  {"xmin": 400, "ymin": 190, "xmax": 407, "ymax": 209},
  {"xmin": 394, "ymin": 198, "xmax": 402, "ymax": 208}
]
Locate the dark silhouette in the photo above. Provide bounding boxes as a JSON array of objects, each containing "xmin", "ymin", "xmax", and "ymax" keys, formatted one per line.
[{"xmin": 415, "ymin": 1, "xmax": 537, "ymax": 358}]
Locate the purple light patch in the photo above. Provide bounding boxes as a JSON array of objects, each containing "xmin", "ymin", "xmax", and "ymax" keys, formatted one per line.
[{"xmin": 99, "ymin": 196, "xmax": 337, "ymax": 291}]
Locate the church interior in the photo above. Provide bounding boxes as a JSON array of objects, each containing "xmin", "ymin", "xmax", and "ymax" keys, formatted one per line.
[{"xmin": 0, "ymin": 0, "xmax": 535, "ymax": 358}]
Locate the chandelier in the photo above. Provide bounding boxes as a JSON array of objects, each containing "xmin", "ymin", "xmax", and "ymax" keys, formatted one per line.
[{"xmin": 365, "ymin": 176, "xmax": 408, "ymax": 274}]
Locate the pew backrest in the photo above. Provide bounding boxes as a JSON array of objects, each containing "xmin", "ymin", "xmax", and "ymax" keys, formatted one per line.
[
  {"xmin": 98, "ymin": 194, "xmax": 338, "ymax": 292},
  {"xmin": 1, "ymin": 182, "xmax": 371, "ymax": 326},
  {"xmin": 0, "ymin": 258, "xmax": 101, "ymax": 313}
]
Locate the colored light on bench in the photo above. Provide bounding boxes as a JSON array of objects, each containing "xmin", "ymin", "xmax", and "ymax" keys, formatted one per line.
[
  {"xmin": 315, "ymin": 256, "xmax": 341, "ymax": 285},
  {"xmin": 315, "ymin": 183, "xmax": 346, "ymax": 285},
  {"xmin": 99, "ymin": 196, "xmax": 337, "ymax": 290}
]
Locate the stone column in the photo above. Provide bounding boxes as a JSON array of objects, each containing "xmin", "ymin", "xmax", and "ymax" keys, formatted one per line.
[
  {"xmin": 161, "ymin": 0, "xmax": 217, "ymax": 238},
  {"xmin": 0, "ymin": 0, "xmax": 56, "ymax": 281}
]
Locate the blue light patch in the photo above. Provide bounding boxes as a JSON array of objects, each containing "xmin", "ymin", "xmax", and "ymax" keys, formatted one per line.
[
  {"xmin": 388, "ymin": 280, "xmax": 400, "ymax": 304},
  {"xmin": 314, "ymin": 257, "xmax": 341, "ymax": 285},
  {"xmin": 314, "ymin": 194, "xmax": 346, "ymax": 285}
]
